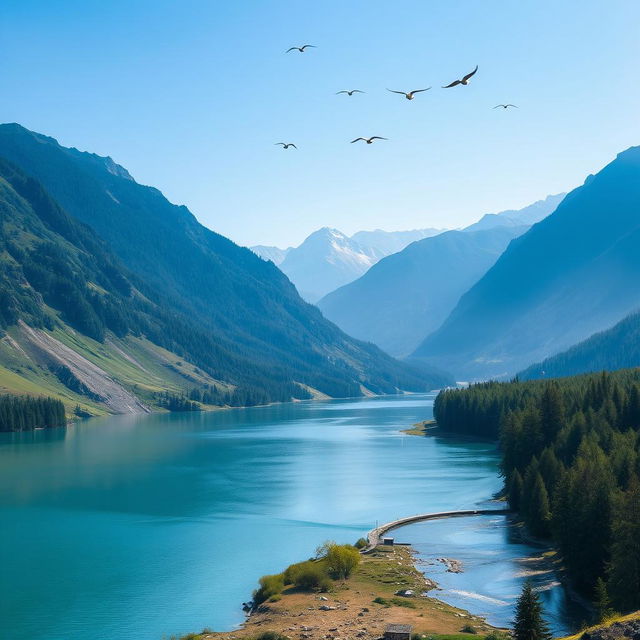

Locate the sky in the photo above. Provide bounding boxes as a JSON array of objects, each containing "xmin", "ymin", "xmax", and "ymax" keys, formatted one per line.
[{"xmin": 2, "ymin": 0, "xmax": 640, "ymax": 248}]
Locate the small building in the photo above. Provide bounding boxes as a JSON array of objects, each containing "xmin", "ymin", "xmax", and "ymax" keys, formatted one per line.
[
  {"xmin": 384, "ymin": 624, "xmax": 412, "ymax": 640},
  {"xmin": 382, "ymin": 537, "xmax": 394, "ymax": 546}
]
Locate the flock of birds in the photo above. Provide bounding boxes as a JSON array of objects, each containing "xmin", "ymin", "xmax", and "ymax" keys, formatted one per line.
[{"xmin": 275, "ymin": 47, "xmax": 517, "ymax": 149}]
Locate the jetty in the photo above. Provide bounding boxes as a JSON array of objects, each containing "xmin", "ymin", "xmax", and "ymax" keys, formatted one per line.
[{"xmin": 362, "ymin": 508, "xmax": 512, "ymax": 553}]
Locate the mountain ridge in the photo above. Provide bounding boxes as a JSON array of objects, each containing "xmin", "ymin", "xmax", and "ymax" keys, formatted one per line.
[
  {"xmin": 252, "ymin": 226, "xmax": 444, "ymax": 301},
  {"xmin": 0, "ymin": 124, "xmax": 451, "ymax": 412},
  {"xmin": 317, "ymin": 194, "xmax": 562, "ymax": 357},
  {"xmin": 413, "ymin": 146, "xmax": 640, "ymax": 379}
]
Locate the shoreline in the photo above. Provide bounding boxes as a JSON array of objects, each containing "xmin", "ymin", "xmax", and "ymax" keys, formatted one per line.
[{"xmin": 193, "ymin": 542, "xmax": 501, "ymax": 640}]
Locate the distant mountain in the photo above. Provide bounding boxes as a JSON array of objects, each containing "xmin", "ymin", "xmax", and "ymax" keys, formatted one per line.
[
  {"xmin": 251, "ymin": 244, "xmax": 289, "ymax": 265},
  {"xmin": 317, "ymin": 196, "xmax": 560, "ymax": 358},
  {"xmin": 350, "ymin": 228, "xmax": 444, "ymax": 255},
  {"xmin": 318, "ymin": 226, "xmax": 527, "ymax": 357},
  {"xmin": 464, "ymin": 193, "xmax": 565, "ymax": 232},
  {"xmin": 413, "ymin": 146, "xmax": 640, "ymax": 379},
  {"xmin": 0, "ymin": 124, "xmax": 451, "ymax": 411},
  {"xmin": 520, "ymin": 310, "xmax": 640, "ymax": 380},
  {"xmin": 251, "ymin": 227, "xmax": 444, "ymax": 302}
]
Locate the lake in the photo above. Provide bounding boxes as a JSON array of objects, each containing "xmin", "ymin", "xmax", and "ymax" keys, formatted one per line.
[{"xmin": 0, "ymin": 394, "xmax": 583, "ymax": 639}]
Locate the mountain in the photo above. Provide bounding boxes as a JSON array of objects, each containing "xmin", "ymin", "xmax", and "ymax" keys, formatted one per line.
[
  {"xmin": 251, "ymin": 244, "xmax": 289, "ymax": 265},
  {"xmin": 413, "ymin": 146, "xmax": 640, "ymax": 380},
  {"xmin": 350, "ymin": 228, "xmax": 444, "ymax": 255},
  {"xmin": 0, "ymin": 124, "xmax": 451, "ymax": 412},
  {"xmin": 463, "ymin": 193, "xmax": 565, "ymax": 232},
  {"xmin": 251, "ymin": 227, "xmax": 443, "ymax": 302},
  {"xmin": 318, "ymin": 226, "xmax": 527, "ymax": 357},
  {"xmin": 519, "ymin": 309, "xmax": 640, "ymax": 380}
]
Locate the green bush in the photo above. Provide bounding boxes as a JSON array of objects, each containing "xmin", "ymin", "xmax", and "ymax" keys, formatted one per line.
[
  {"xmin": 461, "ymin": 625, "xmax": 477, "ymax": 634},
  {"xmin": 253, "ymin": 573, "xmax": 285, "ymax": 605},
  {"xmin": 255, "ymin": 632, "xmax": 289, "ymax": 640},
  {"xmin": 325, "ymin": 544, "xmax": 361, "ymax": 579},
  {"xmin": 354, "ymin": 537, "xmax": 368, "ymax": 549},
  {"xmin": 372, "ymin": 596, "xmax": 416, "ymax": 608},
  {"xmin": 284, "ymin": 560, "xmax": 331, "ymax": 591}
]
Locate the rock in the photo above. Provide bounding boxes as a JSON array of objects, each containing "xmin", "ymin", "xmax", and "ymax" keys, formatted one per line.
[
  {"xmin": 319, "ymin": 605, "xmax": 337, "ymax": 611},
  {"xmin": 319, "ymin": 596, "xmax": 329, "ymax": 601}
]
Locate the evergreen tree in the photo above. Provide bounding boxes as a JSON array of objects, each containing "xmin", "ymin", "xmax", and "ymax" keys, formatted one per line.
[
  {"xmin": 526, "ymin": 473, "xmax": 552, "ymax": 538},
  {"xmin": 593, "ymin": 577, "xmax": 614, "ymax": 623},
  {"xmin": 607, "ymin": 475, "xmax": 640, "ymax": 612},
  {"xmin": 513, "ymin": 582, "xmax": 551, "ymax": 640},
  {"xmin": 509, "ymin": 469, "xmax": 524, "ymax": 511}
]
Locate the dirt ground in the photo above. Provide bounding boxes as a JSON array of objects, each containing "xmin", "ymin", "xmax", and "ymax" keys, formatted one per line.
[{"xmin": 197, "ymin": 545, "xmax": 499, "ymax": 640}]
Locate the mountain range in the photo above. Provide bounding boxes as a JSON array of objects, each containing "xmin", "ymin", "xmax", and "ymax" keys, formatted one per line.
[
  {"xmin": 318, "ymin": 194, "xmax": 563, "ymax": 357},
  {"xmin": 413, "ymin": 147, "xmax": 640, "ymax": 379},
  {"xmin": 0, "ymin": 123, "xmax": 450, "ymax": 414},
  {"xmin": 252, "ymin": 227, "xmax": 443, "ymax": 302}
]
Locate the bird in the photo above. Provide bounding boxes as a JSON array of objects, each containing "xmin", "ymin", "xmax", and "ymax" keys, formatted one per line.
[
  {"xmin": 286, "ymin": 44, "xmax": 316, "ymax": 53},
  {"xmin": 387, "ymin": 88, "xmax": 431, "ymax": 100},
  {"xmin": 493, "ymin": 104, "xmax": 518, "ymax": 109},
  {"xmin": 442, "ymin": 66, "xmax": 478, "ymax": 88},
  {"xmin": 336, "ymin": 89, "xmax": 365, "ymax": 96},
  {"xmin": 275, "ymin": 142, "xmax": 297, "ymax": 149},
  {"xmin": 350, "ymin": 136, "xmax": 387, "ymax": 144}
]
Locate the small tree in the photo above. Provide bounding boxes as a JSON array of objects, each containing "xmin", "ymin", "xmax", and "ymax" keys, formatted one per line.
[
  {"xmin": 325, "ymin": 544, "xmax": 361, "ymax": 579},
  {"xmin": 593, "ymin": 577, "xmax": 615, "ymax": 623},
  {"xmin": 513, "ymin": 582, "xmax": 551, "ymax": 640}
]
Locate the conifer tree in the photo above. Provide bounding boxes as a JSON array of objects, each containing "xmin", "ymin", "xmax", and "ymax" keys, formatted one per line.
[
  {"xmin": 593, "ymin": 577, "xmax": 614, "ymax": 623},
  {"xmin": 608, "ymin": 476, "xmax": 640, "ymax": 612},
  {"xmin": 509, "ymin": 469, "xmax": 524, "ymax": 511},
  {"xmin": 513, "ymin": 582, "xmax": 551, "ymax": 640}
]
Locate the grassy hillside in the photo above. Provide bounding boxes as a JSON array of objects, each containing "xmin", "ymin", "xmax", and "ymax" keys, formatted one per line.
[{"xmin": 0, "ymin": 129, "xmax": 450, "ymax": 416}]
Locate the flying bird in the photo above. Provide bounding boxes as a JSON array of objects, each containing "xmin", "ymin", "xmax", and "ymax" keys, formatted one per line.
[
  {"xmin": 275, "ymin": 142, "xmax": 297, "ymax": 149},
  {"xmin": 387, "ymin": 88, "xmax": 431, "ymax": 100},
  {"xmin": 336, "ymin": 89, "xmax": 365, "ymax": 96},
  {"xmin": 442, "ymin": 66, "xmax": 478, "ymax": 88},
  {"xmin": 286, "ymin": 44, "xmax": 316, "ymax": 53},
  {"xmin": 350, "ymin": 136, "xmax": 387, "ymax": 144},
  {"xmin": 493, "ymin": 104, "xmax": 518, "ymax": 109}
]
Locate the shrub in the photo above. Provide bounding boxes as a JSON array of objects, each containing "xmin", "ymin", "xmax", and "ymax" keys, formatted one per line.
[
  {"xmin": 325, "ymin": 544, "xmax": 361, "ymax": 579},
  {"xmin": 253, "ymin": 573, "xmax": 284, "ymax": 605},
  {"xmin": 284, "ymin": 560, "xmax": 331, "ymax": 591},
  {"xmin": 255, "ymin": 632, "xmax": 289, "ymax": 640},
  {"xmin": 461, "ymin": 624, "xmax": 478, "ymax": 634},
  {"xmin": 354, "ymin": 537, "xmax": 368, "ymax": 549}
]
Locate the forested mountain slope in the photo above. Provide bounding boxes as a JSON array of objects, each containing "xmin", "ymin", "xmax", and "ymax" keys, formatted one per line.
[
  {"xmin": 520, "ymin": 310, "xmax": 640, "ymax": 380},
  {"xmin": 0, "ymin": 131, "xmax": 449, "ymax": 414}
]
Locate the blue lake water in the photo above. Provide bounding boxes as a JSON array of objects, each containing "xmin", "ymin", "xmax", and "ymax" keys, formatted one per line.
[{"xmin": 0, "ymin": 394, "xmax": 584, "ymax": 639}]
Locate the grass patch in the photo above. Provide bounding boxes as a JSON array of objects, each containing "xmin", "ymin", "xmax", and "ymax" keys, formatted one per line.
[{"xmin": 373, "ymin": 596, "xmax": 417, "ymax": 609}]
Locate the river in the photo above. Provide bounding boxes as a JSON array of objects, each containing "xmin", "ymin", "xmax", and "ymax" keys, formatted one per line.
[{"xmin": 0, "ymin": 393, "xmax": 584, "ymax": 639}]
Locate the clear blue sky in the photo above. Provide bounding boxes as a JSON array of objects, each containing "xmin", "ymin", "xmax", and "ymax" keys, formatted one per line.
[{"xmin": 2, "ymin": 0, "xmax": 640, "ymax": 247}]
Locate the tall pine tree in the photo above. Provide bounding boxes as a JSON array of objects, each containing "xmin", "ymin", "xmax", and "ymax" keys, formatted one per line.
[{"xmin": 513, "ymin": 582, "xmax": 551, "ymax": 640}]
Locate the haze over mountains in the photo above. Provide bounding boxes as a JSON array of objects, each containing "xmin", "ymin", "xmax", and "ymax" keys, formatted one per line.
[
  {"xmin": 413, "ymin": 147, "xmax": 640, "ymax": 379},
  {"xmin": 0, "ymin": 123, "xmax": 449, "ymax": 414},
  {"xmin": 252, "ymin": 227, "xmax": 442, "ymax": 302},
  {"xmin": 318, "ymin": 195, "xmax": 563, "ymax": 357},
  {"xmin": 519, "ymin": 309, "xmax": 640, "ymax": 380}
]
